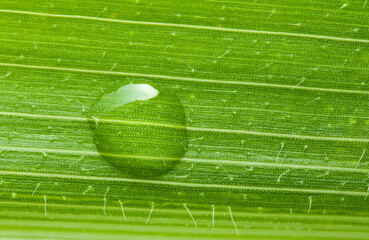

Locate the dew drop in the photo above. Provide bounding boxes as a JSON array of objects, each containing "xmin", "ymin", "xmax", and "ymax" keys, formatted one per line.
[{"xmin": 87, "ymin": 83, "xmax": 188, "ymax": 178}]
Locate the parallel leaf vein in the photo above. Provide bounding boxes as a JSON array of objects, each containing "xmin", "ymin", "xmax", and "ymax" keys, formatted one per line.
[
  {"xmin": 1, "ymin": 145, "xmax": 368, "ymax": 173},
  {"xmin": 1, "ymin": 111, "xmax": 369, "ymax": 142},
  {"xmin": 0, "ymin": 9, "xmax": 368, "ymax": 43},
  {"xmin": 1, "ymin": 63, "xmax": 369, "ymax": 95},
  {"xmin": 0, "ymin": 169, "xmax": 366, "ymax": 196}
]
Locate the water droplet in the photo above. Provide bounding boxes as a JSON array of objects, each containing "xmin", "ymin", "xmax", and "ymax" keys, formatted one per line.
[{"xmin": 87, "ymin": 84, "xmax": 188, "ymax": 178}]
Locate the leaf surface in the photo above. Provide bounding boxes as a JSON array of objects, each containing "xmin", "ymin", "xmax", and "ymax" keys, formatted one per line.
[{"xmin": 0, "ymin": 0, "xmax": 369, "ymax": 239}]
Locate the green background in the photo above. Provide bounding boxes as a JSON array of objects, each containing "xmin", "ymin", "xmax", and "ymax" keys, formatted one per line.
[{"xmin": 0, "ymin": 0, "xmax": 369, "ymax": 239}]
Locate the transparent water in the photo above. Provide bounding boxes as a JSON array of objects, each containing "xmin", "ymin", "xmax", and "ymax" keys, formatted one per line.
[{"xmin": 87, "ymin": 84, "xmax": 188, "ymax": 178}]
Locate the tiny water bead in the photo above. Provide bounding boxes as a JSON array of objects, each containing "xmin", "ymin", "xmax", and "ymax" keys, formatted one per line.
[{"xmin": 87, "ymin": 84, "xmax": 188, "ymax": 178}]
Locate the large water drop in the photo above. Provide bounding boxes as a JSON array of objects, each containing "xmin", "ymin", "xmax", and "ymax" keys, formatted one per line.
[{"xmin": 87, "ymin": 84, "xmax": 188, "ymax": 177}]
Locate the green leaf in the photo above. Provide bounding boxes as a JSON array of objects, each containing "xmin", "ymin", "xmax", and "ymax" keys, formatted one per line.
[{"xmin": 0, "ymin": 0, "xmax": 369, "ymax": 239}]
